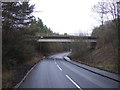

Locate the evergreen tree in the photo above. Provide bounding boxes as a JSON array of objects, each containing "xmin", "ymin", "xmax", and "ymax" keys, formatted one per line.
[
  {"xmin": 2, "ymin": 2, "xmax": 34, "ymax": 30},
  {"xmin": 2, "ymin": 2, "xmax": 35, "ymax": 66}
]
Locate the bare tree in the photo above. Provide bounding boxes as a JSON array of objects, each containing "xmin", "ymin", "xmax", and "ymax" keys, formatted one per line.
[
  {"xmin": 107, "ymin": 0, "xmax": 118, "ymax": 20},
  {"xmin": 92, "ymin": 0, "xmax": 118, "ymax": 30},
  {"xmin": 92, "ymin": 2, "xmax": 109, "ymax": 30}
]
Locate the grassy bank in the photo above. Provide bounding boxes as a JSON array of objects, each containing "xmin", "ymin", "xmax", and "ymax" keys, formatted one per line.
[
  {"xmin": 69, "ymin": 43, "xmax": 118, "ymax": 74},
  {"xmin": 69, "ymin": 45, "xmax": 118, "ymax": 74},
  {"xmin": 2, "ymin": 54, "xmax": 44, "ymax": 88},
  {"xmin": 85, "ymin": 44, "xmax": 118, "ymax": 73},
  {"xmin": 69, "ymin": 20, "xmax": 118, "ymax": 74}
]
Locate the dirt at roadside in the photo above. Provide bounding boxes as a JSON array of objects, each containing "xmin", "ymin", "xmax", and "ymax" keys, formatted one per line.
[{"xmin": 2, "ymin": 54, "xmax": 44, "ymax": 88}]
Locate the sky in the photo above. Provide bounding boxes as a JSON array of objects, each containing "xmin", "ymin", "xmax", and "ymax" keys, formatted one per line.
[{"xmin": 29, "ymin": 0, "xmax": 101, "ymax": 35}]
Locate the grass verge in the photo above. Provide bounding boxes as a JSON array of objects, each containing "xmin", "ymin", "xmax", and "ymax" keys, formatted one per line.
[
  {"xmin": 2, "ymin": 54, "xmax": 44, "ymax": 88},
  {"xmin": 68, "ymin": 44, "xmax": 118, "ymax": 74}
]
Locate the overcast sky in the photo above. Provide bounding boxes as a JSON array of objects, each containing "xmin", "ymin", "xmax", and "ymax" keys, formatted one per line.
[{"xmin": 30, "ymin": 0, "xmax": 101, "ymax": 35}]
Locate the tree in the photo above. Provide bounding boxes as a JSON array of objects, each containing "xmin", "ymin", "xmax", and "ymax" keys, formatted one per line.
[
  {"xmin": 37, "ymin": 18, "xmax": 44, "ymax": 31},
  {"xmin": 64, "ymin": 33, "xmax": 67, "ymax": 36},
  {"xmin": 2, "ymin": 2, "xmax": 35, "ymax": 65},
  {"xmin": 34, "ymin": 18, "xmax": 54, "ymax": 35},
  {"xmin": 92, "ymin": 1, "xmax": 109, "ymax": 30},
  {"xmin": 92, "ymin": 0, "xmax": 118, "ymax": 30},
  {"xmin": 2, "ymin": 2, "xmax": 34, "ymax": 30},
  {"xmin": 107, "ymin": 0, "xmax": 118, "ymax": 20}
]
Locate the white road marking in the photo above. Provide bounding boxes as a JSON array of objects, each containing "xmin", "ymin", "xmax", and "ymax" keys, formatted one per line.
[
  {"xmin": 55, "ymin": 61, "xmax": 57, "ymax": 64},
  {"xmin": 57, "ymin": 64, "xmax": 62, "ymax": 71},
  {"xmin": 66, "ymin": 75, "xmax": 82, "ymax": 90}
]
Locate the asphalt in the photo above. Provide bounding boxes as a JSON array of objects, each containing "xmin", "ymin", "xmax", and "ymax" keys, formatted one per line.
[
  {"xmin": 64, "ymin": 55, "xmax": 120, "ymax": 82},
  {"xmin": 18, "ymin": 52, "xmax": 119, "ymax": 89}
]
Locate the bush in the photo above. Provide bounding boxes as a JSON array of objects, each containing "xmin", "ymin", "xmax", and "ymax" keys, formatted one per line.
[{"xmin": 70, "ymin": 39, "xmax": 88, "ymax": 60}]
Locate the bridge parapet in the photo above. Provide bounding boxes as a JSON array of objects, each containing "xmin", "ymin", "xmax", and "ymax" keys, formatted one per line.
[
  {"xmin": 34, "ymin": 36, "xmax": 98, "ymax": 43},
  {"xmin": 33, "ymin": 35, "xmax": 98, "ymax": 40}
]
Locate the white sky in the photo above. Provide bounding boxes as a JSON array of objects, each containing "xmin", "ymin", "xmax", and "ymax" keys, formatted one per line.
[{"xmin": 30, "ymin": 0, "xmax": 101, "ymax": 35}]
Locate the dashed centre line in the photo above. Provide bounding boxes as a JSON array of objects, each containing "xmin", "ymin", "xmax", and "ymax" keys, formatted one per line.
[
  {"xmin": 57, "ymin": 64, "xmax": 62, "ymax": 71},
  {"xmin": 55, "ymin": 61, "xmax": 57, "ymax": 64},
  {"xmin": 55, "ymin": 60, "xmax": 82, "ymax": 89},
  {"xmin": 66, "ymin": 75, "xmax": 82, "ymax": 90}
]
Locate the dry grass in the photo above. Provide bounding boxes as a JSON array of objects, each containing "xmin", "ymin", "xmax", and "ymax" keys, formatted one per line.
[
  {"xmin": 70, "ymin": 43, "xmax": 118, "ymax": 74},
  {"xmin": 84, "ymin": 44, "xmax": 118, "ymax": 74},
  {"xmin": 2, "ymin": 54, "xmax": 44, "ymax": 88},
  {"xmin": 25, "ymin": 54, "xmax": 43, "ymax": 66},
  {"xmin": 2, "ymin": 70, "xmax": 15, "ymax": 88}
]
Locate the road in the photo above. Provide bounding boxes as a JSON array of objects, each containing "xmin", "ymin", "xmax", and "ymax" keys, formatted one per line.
[{"xmin": 18, "ymin": 52, "xmax": 119, "ymax": 89}]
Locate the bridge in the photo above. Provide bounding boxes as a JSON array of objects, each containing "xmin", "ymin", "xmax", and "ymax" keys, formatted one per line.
[
  {"xmin": 32, "ymin": 36, "xmax": 98, "ymax": 49},
  {"xmin": 33, "ymin": 36, "xmax": 97, "ymax": 43}
]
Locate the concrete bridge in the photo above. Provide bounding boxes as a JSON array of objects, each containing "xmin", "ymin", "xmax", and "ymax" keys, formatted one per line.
[
  {"xmin": 32, "ymin": 36, "xmax": 97, "ymax": 49},
  {"xmin": 33, "ymin": 36, "xmax": 97, "ymax": 43}
]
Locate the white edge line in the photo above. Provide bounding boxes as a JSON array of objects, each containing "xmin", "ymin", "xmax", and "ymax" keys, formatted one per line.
[
  {"xmin": 57, "ymin": 65, "xmax": 62, "ymax": 71},
  {"xmin": 14, "ymin": 63, "xmax": 38, "ymax": 88},
  {"xmin": 66, "ymin": 75, "xmax": 82, "ymax": 90}
]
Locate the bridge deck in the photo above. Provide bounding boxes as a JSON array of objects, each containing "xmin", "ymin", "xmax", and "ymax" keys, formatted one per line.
[
  {"xmin": 33, "ymin": 36, "xmax": 97, "ymax": 43},
  {"xmin": 38, "ymin": 39, "xmax": 97, "ymax": 42}
]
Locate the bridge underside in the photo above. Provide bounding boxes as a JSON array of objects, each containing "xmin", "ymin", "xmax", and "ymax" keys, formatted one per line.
[{"xmin": 38, "ymin": 39, "xmax": 97, "ymax": 43}]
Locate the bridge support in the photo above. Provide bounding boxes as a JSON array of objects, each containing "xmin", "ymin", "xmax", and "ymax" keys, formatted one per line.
[{"xmin": 90, "ymin": 42, "xmax": 97, "ymax": 49}]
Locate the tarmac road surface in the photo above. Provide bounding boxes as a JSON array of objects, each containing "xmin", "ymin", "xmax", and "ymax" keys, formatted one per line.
[{"xmin": 18, "ymin": 52, "xmax": 119, "ymax": 89}]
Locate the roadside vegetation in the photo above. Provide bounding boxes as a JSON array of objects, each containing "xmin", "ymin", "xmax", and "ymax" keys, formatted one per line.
[
  {"xmin": 70, "ymin": 19, "xmax": 118, "ymax": 74},
  {"xmin": 2, "ymin": 2, "xmax": 69, "ymax": 88},
  {"xmin": 69, "ymin": 1, "xmax": 119, "ymax": 74},
  {"xmin": 2, "ymin": 0, "xmax": 119, "ymax": 88},
  {"xmin": 88, "ymin": 20, "xmax": 118, "ymax": 73}
]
